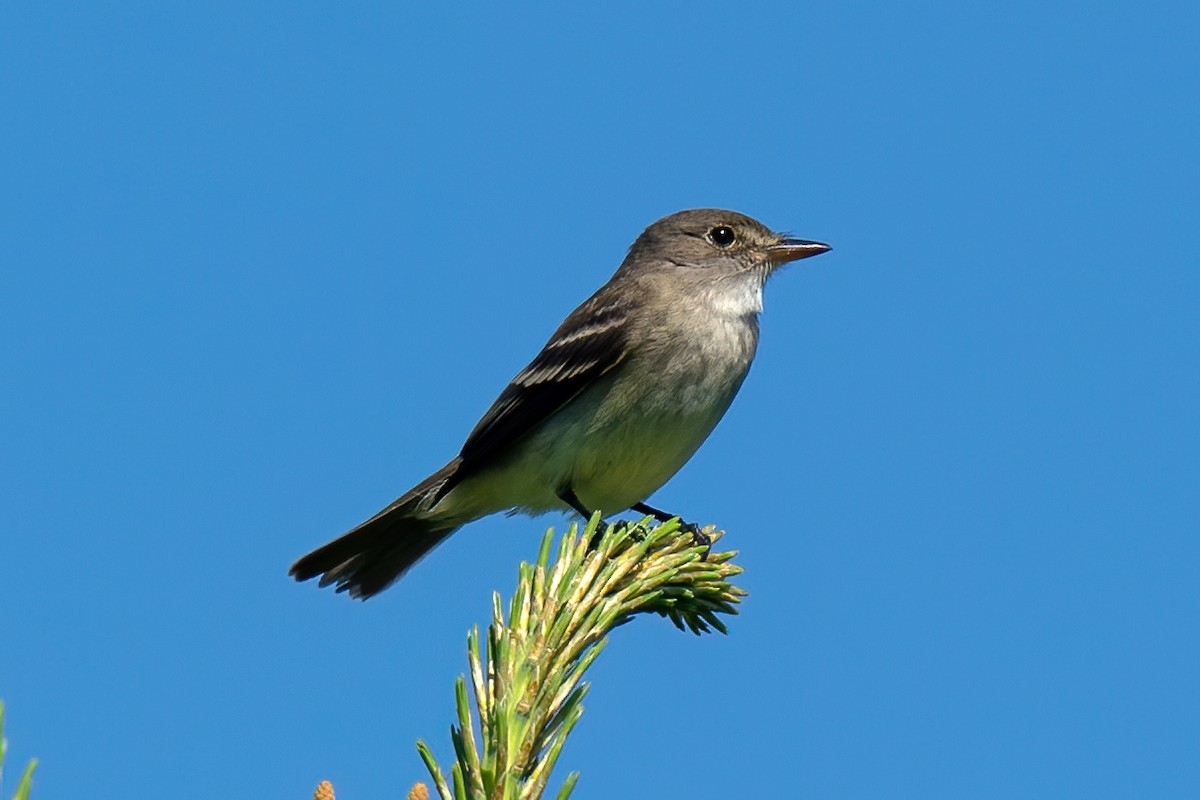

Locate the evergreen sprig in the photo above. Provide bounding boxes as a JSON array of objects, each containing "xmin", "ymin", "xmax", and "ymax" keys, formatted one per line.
[
  {"xmin": 418, "ymin": 515, "xmax": 746, "ymax": 800},
  {"xmin": 0, "ymin": 701, "xmax": 37, "ymax": 800}
]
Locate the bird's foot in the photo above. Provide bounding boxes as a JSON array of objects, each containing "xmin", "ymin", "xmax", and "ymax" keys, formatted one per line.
[
  {"xmin": 586, "ymin": 520, "xmax": 608, "ymax": 550},
  {"xmin": 587, "ymin": 519, "xmax": 649, "ymax": 550},
  {"xmin": 680, "ymin": 521, "xmax": 711, "ymax": 560},
  {"xmin": 587, "ymin": 519, "xmax": 627, "ymax": 549}
]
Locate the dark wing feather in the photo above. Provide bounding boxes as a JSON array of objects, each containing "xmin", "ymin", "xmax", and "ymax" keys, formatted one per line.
[{"xmin": 456, "ymin": 293, "xmax": 631, "ymax": 471}]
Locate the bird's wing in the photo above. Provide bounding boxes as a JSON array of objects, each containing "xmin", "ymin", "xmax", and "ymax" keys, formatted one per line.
[{"xmin": 456, "ymin": 292, "xmax": 632, "ymax": 472}]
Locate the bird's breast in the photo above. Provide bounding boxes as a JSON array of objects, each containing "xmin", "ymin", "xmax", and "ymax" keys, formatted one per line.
[
  {"xmin": 455, "ymin": 298, "xmax": 762, "ymax": 517},
  {"xmin": 559, "ymin": 305, "xmax": 758, "ymax": 511}
]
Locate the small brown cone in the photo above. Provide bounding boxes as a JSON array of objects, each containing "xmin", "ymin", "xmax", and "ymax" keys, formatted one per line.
[
  {"xmin": 313, "ymin": 780, "xmax": 335, "ymax": 800},
  {"xmin": 407, "ymin": 782, "xmax": 429, "ymax": 800}
]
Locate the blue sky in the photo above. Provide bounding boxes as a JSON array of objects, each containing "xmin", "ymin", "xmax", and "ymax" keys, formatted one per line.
[{"xmin": 2, "ymin": 2, "xmax": 1197, "ymax": 798}]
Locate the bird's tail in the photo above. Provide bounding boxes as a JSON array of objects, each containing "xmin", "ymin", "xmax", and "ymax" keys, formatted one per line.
[{"xmin": 289, "ymin": 460, "xmax": 463, "ymax": 599}]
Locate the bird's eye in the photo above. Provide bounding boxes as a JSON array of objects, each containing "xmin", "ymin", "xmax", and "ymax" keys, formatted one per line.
[{"xmin": 708, "ymin": 226, "xmax": 736, "ymax": 247}]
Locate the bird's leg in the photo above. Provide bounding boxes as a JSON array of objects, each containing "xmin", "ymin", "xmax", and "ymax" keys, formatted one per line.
[
  {"xmin": 630, "ymin": 501, "xmax": 677, "ymax": 523},
  {"xmin": 558, "ymin": 486, "xmax": 619, "ymax": 549},
  {"xmin": 557, "ymin": 486, "xmax": 593, "ymax": 520},
  {"xmin": 630, "ymin": 501, "xmax": 711, "ymax": 558}
]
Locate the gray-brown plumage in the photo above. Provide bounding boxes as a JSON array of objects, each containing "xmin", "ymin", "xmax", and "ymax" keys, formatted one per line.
[{"xmin": 290, "ymin": 209, "xmax": 830, "ymax": 598}]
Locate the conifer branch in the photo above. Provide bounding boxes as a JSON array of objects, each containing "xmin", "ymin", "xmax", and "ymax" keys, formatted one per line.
[
  {"xmin": 0, "ymin": 701, "xmax": 38, "ymax": 800},
  {"xmin": 418, "ymin": 515, "xmax": 746, "ymax": 800}
]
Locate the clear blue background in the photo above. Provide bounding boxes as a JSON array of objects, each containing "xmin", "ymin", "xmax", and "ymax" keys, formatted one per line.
[{"xmin": 2, "ymin": 2, "xmax": 1197, "ymax": 798}]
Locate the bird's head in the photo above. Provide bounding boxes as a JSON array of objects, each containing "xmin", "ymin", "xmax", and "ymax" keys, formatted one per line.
[{"xmin": 622, "ymin": 208, "xmax": 831, "ymax": 282}]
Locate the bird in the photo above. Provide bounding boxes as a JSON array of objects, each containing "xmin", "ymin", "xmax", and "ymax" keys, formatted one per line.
[{"xmin": 290, "ymin": 208, "xmax": 830, "ymax": 598}]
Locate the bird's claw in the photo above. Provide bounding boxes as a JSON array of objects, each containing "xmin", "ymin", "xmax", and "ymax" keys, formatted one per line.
[
  {"xmin": 681, "ymin": 522, "xmax": 711, "ymax": 560},
  {"xmin": 587, "ymin": 519, "xmax": 640, "ymax": 550},
  {"xmin": 586, "ymin": 521, "xmax": 609, "ymax": 550},
  {"xmin": 589, "ymin": 518, "xmax": 706, "ymax": 558}
]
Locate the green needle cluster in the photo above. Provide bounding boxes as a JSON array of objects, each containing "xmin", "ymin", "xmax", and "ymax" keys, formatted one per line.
[
  {"xmin": 417, "ymin": 515, "xmax": 746, "ymax": 800},
  {"xmin": 0, "ymin": 701, "xmax": 37, "ymax": 800}
]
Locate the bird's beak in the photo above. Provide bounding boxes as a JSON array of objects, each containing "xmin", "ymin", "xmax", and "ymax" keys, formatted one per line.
[{"xmin": 766, "ymin": 237, "xmax": 832, "ymax": 265}]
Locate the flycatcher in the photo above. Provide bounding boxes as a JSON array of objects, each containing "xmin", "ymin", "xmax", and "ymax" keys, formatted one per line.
[{"xmin": 291, "ymin": 208, "xmax": 830, "ymax": 598}]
